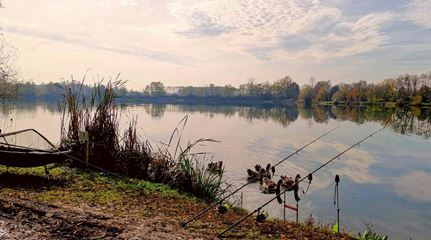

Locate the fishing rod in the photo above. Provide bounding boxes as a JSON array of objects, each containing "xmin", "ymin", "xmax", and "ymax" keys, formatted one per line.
[
  {"xmin": 218, "ymin": 126, "xmax": 386, "ymax": 237},
  {"xmin": 181, "ymin": 126, "xmax": 339, "ymax": 227}
]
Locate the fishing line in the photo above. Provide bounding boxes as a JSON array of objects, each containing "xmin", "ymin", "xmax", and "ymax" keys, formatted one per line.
[
  {"xmin": 218, "ymin": 125, "xmax": 386, "ymax": 237},
  {"xmin": 181, "ymin": 126, "xmax": 339, "ymax": 227}
]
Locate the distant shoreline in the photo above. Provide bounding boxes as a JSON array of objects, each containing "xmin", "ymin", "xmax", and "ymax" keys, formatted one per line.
[
  {"xmin": 120, "ymin": 97, "xmax": 431, "ymax": 108},
  {"xmin": 117, "ymin": 96, "xmax": 297, "ymax": 106},
  {"xmin": 12, "ymin": 97, "xmax": 431, "ymax": 109}
]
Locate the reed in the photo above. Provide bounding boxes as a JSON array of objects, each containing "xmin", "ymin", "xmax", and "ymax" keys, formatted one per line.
[
  {"xmin": 145, "ymin": 115, "xmax": 227, "ymax": 200},
  {"xmin": 60, "ymin": 75, "xmax": 121, "ymax": 171},
  {"xmin": 60, "ymin": 75, "xmax": 227, "ymax": 201},
  {"xmin": 170, "ymin": 139, "xmax": 225, "ymax": 201},
  {"xmin": 116, "ymin": 118, "xmax": 152, "ymax": 179}
]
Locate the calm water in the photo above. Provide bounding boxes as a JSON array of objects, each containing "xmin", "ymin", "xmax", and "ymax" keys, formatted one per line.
[{"xmin": 1, "ymin": 103, "xmax": 430, "ymax": 239}]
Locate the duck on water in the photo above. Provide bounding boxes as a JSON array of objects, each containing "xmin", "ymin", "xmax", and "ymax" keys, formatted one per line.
[
  {"xmin": 246, "ymin": 164, "xmax": 301, "ymax": 198},
  {"xmin": 247, "ymin": 163, "xmax": 275, "ymax": 182},
  {"xmin": 276, "ymin": 174, "xmax": 301, "ymax": 203}
]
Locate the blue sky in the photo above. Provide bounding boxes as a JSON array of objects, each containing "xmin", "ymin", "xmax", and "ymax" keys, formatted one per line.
[{"xmin": 0, "ymin": 0, "xmax": 430, "ymax": 89}]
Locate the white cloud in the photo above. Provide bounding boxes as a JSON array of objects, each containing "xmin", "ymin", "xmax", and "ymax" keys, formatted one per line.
[
  {"xmin": 0, "ymin": 0, "xmax": 429, "ymax": 87},
  {"xmin": 404, "ymin": 0, "xmax": 431, "ymax": 28},
  {"xmin": 171, "ymin": 0, "xmax": 392, "ymax": 61},
  {"xmin": 171, "ymin": 0, "xmax": 340, "ymax": 39}
]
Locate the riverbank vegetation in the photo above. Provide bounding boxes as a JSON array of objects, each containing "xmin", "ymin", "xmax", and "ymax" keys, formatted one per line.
[
  {"xmin": 12, "ymin": 71, "xmax": 431, "ymax": 107},
  {"xmin": 298, "ymin": 73, "xmax": 431, "ymax": 107},
  {"xmin": 59, "ymin": 79, "xmax": 227, "ymax": 201},
  {"xmin": 0, "ymin": 166, "xmax": 355, "ymax": 239}
]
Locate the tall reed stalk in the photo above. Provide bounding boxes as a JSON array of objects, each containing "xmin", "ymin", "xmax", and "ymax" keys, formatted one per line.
[{"xmin": 59, "ymin": 75, "xmax": 227, "ymax": 201}]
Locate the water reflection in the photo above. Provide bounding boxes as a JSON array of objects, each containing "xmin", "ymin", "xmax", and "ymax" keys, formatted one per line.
[
  {"xmin": 1, "ymin": 102, "xmax": 59, "ymax": 115},
  {"xmin": 139, "ymin": 104, "xmax": 431, "ymax": 138},
  {"xmin": 142, "ymin": 104, "xmax": 167, "ymax": 119},
  {"xmin": 1, "ymin": 102, "xmax": 430, "ymax": 239},
  {"xmin": 3, "ymin": 103, "xmax": 430, "ymax": 139}
]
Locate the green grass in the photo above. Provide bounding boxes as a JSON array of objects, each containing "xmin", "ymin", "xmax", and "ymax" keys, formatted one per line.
[
  {"xmin": 0, "ymin": 166, "xmax": 360, "ymax": 239},
  {"xmin": 0, "ymin": 165, "xmax": 197, "ymax": 205},
  {"xmin": 358, "ymin": 229, "xmax": 388, "ymax": 240}
]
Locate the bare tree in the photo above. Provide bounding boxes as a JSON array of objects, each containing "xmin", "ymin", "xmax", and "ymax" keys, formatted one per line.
[{"xmin": 0, "ymin": 39, "xmax": 19, "ymax": 104}]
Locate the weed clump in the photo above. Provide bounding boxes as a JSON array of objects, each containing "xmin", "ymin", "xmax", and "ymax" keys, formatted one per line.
[{"xmin": 59, "ymin": 76, "xmax": 226, "ymax": 201}]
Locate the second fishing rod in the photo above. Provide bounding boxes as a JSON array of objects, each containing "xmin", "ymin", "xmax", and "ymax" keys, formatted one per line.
[{"xmin": 181, "ymin": 126, "xmax": 339, "ymax": 227}]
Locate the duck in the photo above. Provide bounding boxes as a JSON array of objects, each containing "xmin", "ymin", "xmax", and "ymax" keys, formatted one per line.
[
  {"xmin": 207, "ymin": 161, "xmax": 223, "ymax": 174},
  {"xmin": 279, "ymin": 175, "xmax": 294, "ymax": 188},
  {"xmin": 261, "ymin": 177, "xmax": 277, "ymax": 193},
  {"xmin": 260, "ymin": 163, "xmax": 275, "ymax": 179},
  {"xmin": 247, "ymin": 169, "xmax": 260, "ymax": 182},
  {"xmin": 276, "ymin": 174, "xmax": 301, "ymax": 203},
  {"xmin": 247, "ymin": 163, "xmax": 276, "ymax": 182}
]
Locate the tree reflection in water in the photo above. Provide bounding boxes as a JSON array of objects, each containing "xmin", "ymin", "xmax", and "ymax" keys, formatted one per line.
[
  {"xmin": 3, "ymin": 103, "xmax": 430, "ymax": 139},
  {"xmin": 144, "ymin": 104, "xmax": 431, "ymax": 138}
]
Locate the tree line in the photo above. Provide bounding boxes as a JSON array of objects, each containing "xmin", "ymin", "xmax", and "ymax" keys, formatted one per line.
[
  {"xmin": 298, "ymin": 73, "xmax": 431, "ymax": 106},
  {"xmin": 8, "ymin": 72, "xmax": 431, "ymax": 106},
  {"xmin": 0, "ymin": 1, "xmax": 429, "ymax": 107},
  {"xmin": 139, "ymin": 76, "xmax": 299, "ymax": 101},
  {"xmin": 136, "ymin": 72, "xmax": 431, "ymax": 106}
]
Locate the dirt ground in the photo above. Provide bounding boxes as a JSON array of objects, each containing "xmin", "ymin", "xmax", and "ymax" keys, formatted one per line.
[
  {"xmin": 0, "ymin": 169, "xmax": 355, "ymax": 239},
  {"xmin": 0, "ymin": 197, "xmax": 211, "ymax": 240}
]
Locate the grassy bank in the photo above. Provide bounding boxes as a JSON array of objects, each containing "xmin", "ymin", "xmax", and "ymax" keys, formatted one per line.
[{"xmin": 0, "ymin": 166, "xmax": 355, "ymax": 239}]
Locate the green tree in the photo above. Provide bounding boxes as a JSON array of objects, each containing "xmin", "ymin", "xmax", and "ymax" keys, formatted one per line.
[
  {"xmin": 350, "ymin": 80, "xmax": 367, "ymax": 102},
  {"xmin": 312, "ymin": 81, "xmax": 331, "ymax": 102},
  {"xmin": 145, "ymin": 82, "xmax": 166, "ymax": 96},
  {"xmin": 331, "ymin": 84, "xmax": 350, "ymax": 102},
  {"xmin": 298, "ymin": 84, "xmax": 313, "ymax": 105},
  {"xmin": 418, "ymin": 73, "xmax": 431, "ymax": 103},
  {"xmin": 329, "ymin": 85, "xmax": 339, "ymax": 100},
  {"xmin": 271, "ymin": 76, "xmax": 299, "ymax": 100},
  {"xmin": 222, "ymin": 85, "xmax": 237, "ymax": 97},
  {"xmin": 380, "ymin": 78, "xmax": 396, "ymax": 102}
]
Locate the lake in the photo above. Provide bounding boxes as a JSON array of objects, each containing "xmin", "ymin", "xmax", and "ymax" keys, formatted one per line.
[{"xmin": 1, "ymin": 103, "xmax": 430, "ymax": 239}]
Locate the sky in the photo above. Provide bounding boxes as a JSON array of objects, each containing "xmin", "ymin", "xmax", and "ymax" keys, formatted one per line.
[{"xmin": 0, "ymin": 0, "xmax": 430, "ymax": 89}]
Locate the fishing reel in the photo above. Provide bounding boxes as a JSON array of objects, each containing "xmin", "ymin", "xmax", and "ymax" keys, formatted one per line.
[
  {"xmin": 217, "ymin": 203, "xmax": 230, "ymax": 214},
  {"xmin": 256, "ymin": 210, "xmax": 269, "ymax": 223}
]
